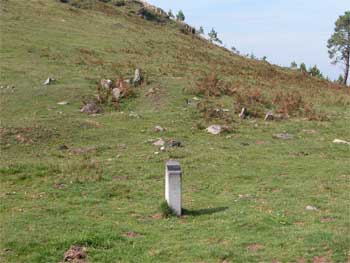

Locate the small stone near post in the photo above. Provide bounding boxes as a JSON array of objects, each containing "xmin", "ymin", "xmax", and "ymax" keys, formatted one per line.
[{"xmin": 165, "ymin": 160, "xmax": 182, "ymax": 216}]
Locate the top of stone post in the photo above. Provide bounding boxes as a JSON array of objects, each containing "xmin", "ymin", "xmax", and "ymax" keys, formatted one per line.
[{"xmin": 166, "ymin": 160, "xmax": 181, "ymax": 172}]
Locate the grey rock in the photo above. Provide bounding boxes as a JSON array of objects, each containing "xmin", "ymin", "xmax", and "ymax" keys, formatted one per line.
[
  {"xmin": 273, "ymin": 133, "xmax": 294, "ymax": 140},
  {"xmin": 206, "ymin": 125, "xmax": 222, "ymax": 135},
  {"xmin": 112, "ymin": 88, "xmax": 121, "ymax": 101},
  {"xmin": 80, "ymin": 102, "xmax": 102, "ymax": 114}
]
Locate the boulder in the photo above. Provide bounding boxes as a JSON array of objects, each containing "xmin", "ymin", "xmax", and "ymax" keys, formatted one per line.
[
  {"xmin": 333, "ymin": 139, "xmax": 350, "ymax": 145},
  {"xmin": 112, "ymin": 88, "xmax": 121, "ymax": 101},
  {"xmin": 239, "ymin": 108, "xmax": 248, "ymax": 119},
  {"xmin": 80, "ymin": 102, "xmax": 102, "ymax": 114},
  {"xmin": 101, "ymin": 79, "xmax": 113, "ymax": 90},
  {"xmin": 153, "ymin": 138, "xmax": 165, "ymax": 146},
  {"xmin": 273, "ymin": 133, "xmax": 294, "ymax": 140},
  {"xmin": 154, "ymin": 126, "xmax": 165, "ymax": 132},
  {"xmin": 43, "ymin": 77, "xmax": 55, "ymax": 85},
  {"xmin": 206, "ymin": 125, "xmax": 222, "ymax": 135}
]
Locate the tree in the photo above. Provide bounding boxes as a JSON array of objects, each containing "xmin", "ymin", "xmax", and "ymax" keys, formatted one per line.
[
  {"xmin": 198, "ymin": 26, "xmax": 204, "ymax": 35},
  {"xmin": 299, "ymin": 63, "xmax": 307, "ymax": 73},
  {"xmin": 290, "ymin": 61, "xmax": 298, "ymax": 69},
  {"xmin": 327, "ymin": 11, "xmax": 350, "ymax": 86},
  {"xmin": 337, "ymin": 74, "xmax": 344, "ymax": 84},
  {"xmin": 308, "ymin": 65, "xmax": 323, "ymax": 78},
  {"xmin": 208, "ymin": 28, "xmax": 222, "ymax": 44},
  {"xmin": 168, "ymin": 9, "xmax": 174, "ymax": 19},
  {"xmin": 176, "ymin": 10, "xmax": 185, "ymax": 22}
]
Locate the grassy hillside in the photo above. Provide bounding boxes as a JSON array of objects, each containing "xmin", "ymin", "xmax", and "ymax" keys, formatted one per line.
[{"xmin": 0, "ymin": 0, "xmax": 349, "ymax": 262}]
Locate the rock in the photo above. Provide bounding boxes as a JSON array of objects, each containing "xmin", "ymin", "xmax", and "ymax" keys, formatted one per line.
[
  {"xmin": 264, "ymin": 111, "xmax": 274, "ymax": 121},
  {"xmin": 160, "ymin": 146, "xmax": 166, "ymax": 151},
  {"xmin": 168, "ymin": 139, "xmax": 182, "ymax": 147},
  {"xmin": 57, "ymin": 101, "xmax": 69, "ymax": 105},
  {"xmin": 100, "ymin": 79, "xmax": 113, "ymax": 90},
  {"xmin": 63, "ymin": 245, "xmax": 87, "ymax": 262},
  {"xmin": 129, "ymin": 112, "xmax": 140, "ymax": 118},
  {"xmin": 154, "ymin": 126, "xmax": 165, "ymax": 132},
  {"xmin": 80, "ymin": 102, "xmax": 102, "ymax": 114},
  {"xmin": 43, "ymin": 77, "xmax": 55, "ymax": 85},
  {"xmin": 333, "ymin": 139, "xmax": 350, "ymax": 145},
  {"xmin": 206, "ymin": 125, "xmax": 222, "ymax": 135},
  {"xmin": 239, "ymin": 108, "xmax": 248, "ymax": 119},
  {"xmin": 112, "ymin": 88, "xmax": 121, "ymax": 101},
  {"xmin": 273, "ymin": 133, "xmax": 294, "ymax": 140},
  {"xmin": 305, "ymin": 205, "xmax": 318, "ymax": 211},
  {"xmin": 132, "ymin": 68, "xmax": 143, "ymax": 87},
  {"xmin": 153, "ymin": 138, "xmax": 165, "ymax": 146}
]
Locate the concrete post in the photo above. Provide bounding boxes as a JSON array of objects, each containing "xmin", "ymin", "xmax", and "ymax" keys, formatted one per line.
[{"xmin": 165, "ymin": 160, "xmax": 182, "ymax": 216}]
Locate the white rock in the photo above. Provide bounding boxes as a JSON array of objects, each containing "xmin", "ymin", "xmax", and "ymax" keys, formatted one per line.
[
  {"xmin": 206, "ymin": 125, "xmax": 222, "ymax": 135},
  {"xmin": 101, "ymin": 79, "xmax": 113, "ymax": 89},
  {"xmin": 57, "ymin": 101, "xmax": 69, "ymax": 105},
  {"xmin": 305, "ymin": 205, "xmax": 318, "ymax": 211},
  {"xmin": 160, "ymin": 146, "xmax": 166, "ymax": 151},
  {"xmin": 333, "ymin": 139, "xmax": 350, "ymax": 145},
  {"xmin": 239, "ymin": 108, "xmax": 248, "ymax": 119},
  {"xmin": 112, "ymin": 88, "xmax": 121, "ymax": 101},
  {"xmin": 154, "ymin": 125, "xmax": 165, "ymax": 132},
  {"xmin": 153, "ymin": 138, "xmax": 165, "ymax": 146},
  {"xmin": 43, "ymin": 77, "xmax": 55, "ymax": 85}
]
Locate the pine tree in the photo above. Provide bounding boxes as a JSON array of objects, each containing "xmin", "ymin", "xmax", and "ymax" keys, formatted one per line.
[
  {"xmin": 328, "ymin": 11, "xmax": 350, "ymax": 86},
  {"xmin": 208, "ymin": 28, "xmax": 222, "ymax": 44},
  {"xmin": 176, "ymin": 10, "xmax": 185, "ymax": 22}
]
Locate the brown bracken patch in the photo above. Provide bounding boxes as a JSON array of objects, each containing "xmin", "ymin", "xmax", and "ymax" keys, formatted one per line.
[{"xmin": 246, "ymin": 243, "xmax": 264, "ymax": 252}]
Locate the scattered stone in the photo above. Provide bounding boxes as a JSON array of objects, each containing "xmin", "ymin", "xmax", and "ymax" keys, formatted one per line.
[
  {"xmin": 160, "ymin": 146, "xmax": 166, "ymax": 151},
  {"xmin": 192, "ymin": 97, "xmax": 200, "ymax": 101},
  {"xmin": 273, "ymin": 133, "xmax": 294, "ymax": 140},
  {"xmin": 80, "ymin": 102, "xmax": 102, "ymax": 115},
  {"xmin": 305, "ymin": 205, "xmax": 318, "ymax": 211},
  {"xmin": 333, "ymin": 139, "xmax": 350, "ymax": 145},
  {"xmin": 112, "ymin": 88, "xmax": 121, "ymax": 101},
  {"xmin": 168, "ymin": 139, "xmax": 182, "ymax": 147},
  {"xmin": 206, "ymin": 125, "xmax": 222, "ymax": 135},
  {"xmin": 132, "ymin": 68, "xmax": 143, "ymax": 87},
  {"xmin": 239, "ymin": 108, "xmax": 248, "ymax": 119},
  {"xmin": 100, "ymin": 79, "xmax": 113, "ymax": 90},
  {"xmin": 154, "ymin": 126, "xmax": 165, "ymax": 132},
  {"xmin": 57, "ymin": 101, "xmax": 69, "ymax": 105},
  {"xmin": 153, "ymin": 138, "xmax": 165, "ymax": 146},
  {"xmin": 68, "ymin": 147, "xmax": 96, "ymax": 155},
  {"xmin": 43, "ymin": 77, "xmax": 55, "ymax": 85},
  {"xmin": 63, "ymin": 245, "xmax": 87, "ymax": 263},
  {"xmin": 154, "ymin": 151, "xmax": 160, "ymax": 155},
  {"xmin": 129, "ymin": 112, "xmax": 140, "ymax": 118}
]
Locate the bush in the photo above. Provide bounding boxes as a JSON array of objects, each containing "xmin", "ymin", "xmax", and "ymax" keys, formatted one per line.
[{"xmin": 159, "ymin": 201, "xmax": 174, "ymax": 218}]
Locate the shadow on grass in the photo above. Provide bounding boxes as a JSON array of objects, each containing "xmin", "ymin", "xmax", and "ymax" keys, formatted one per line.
[{"xmin": 182, "ymin": 207, "xmax": 228, "ymax": 216}]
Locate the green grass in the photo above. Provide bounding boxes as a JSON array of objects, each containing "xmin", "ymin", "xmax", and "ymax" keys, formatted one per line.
[{"xmin": 0, "ymin": 1, "xmax": 349, "ymax": 262}]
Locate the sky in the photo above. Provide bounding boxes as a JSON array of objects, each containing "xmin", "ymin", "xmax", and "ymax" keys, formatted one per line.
[{"xmin": 147, "ymin": 0, "xmax": 349, "ymax": 80}]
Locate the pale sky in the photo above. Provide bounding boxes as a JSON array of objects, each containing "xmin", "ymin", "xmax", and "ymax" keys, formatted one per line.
[{"xmin": 148, "ymin": 0, "xmax": 349, "ymax": 80}]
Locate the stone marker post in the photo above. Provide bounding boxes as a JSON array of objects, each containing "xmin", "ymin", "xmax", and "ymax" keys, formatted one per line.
[{"xmin": 165, "ymin": 160, "xmax": 182, "ymax": 216}]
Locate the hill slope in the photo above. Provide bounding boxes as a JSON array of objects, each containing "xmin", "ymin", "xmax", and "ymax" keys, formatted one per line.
[{"xmin": 0, "ymin": 1, "xmax": 349, "ymax": 262}]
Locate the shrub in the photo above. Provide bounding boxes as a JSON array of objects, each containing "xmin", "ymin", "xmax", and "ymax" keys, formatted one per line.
[{"xmin": 159, "ymin": 201, "xmax": 174, "ymax": 218}]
